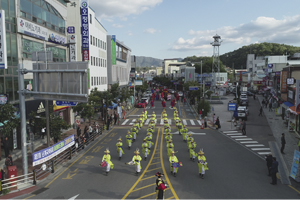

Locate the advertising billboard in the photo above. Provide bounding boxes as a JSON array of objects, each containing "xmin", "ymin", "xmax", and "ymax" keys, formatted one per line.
[
  {"xmin": 81, "ymin": 0, "xmax": 89, "ymax": 61},
  {"xmin": 0, "ymin": 10, "xmax": 7, "ymax": 69},
  {"xmin": 112, "ymin": 35, "xmax": 116, "ymax": 65},
  {"xmin": 281, "ymin": 71, "xmax": 288, "ymax": 93}
]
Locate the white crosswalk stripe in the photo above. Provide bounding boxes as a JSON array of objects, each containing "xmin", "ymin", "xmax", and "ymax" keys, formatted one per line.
[
  {"xmin": 240, "ymin": 141, "xmax": 258, "ymax": 144},
  {"xmin": 251, "ymin": 148, "xmax": 270, "ymax": 151},
  {"xmin": 231, "ymin": 136, "xmax": 247, "ymax": 138},
  {"xmin": 160, "ymin": 119, "xmax": 164, "ymax": 125},
  {"xmin": 168, "ymin": 119, "xmax": 172, "ymax": 125},
  {"xmin": 182, "ymin": 119, "xmax": 187, "ymax": 125},
  {"xmin": 235, "ymin": 138, "xmax": 253, "ymax": 140},
  {"xmin": 197, "ymin": 120, "xmax": 202, "ymax": 126},
  {"xmin": 258, "ymin": 152, "xmax": 271, "ymax": 155},
  {"xmin": 121, "ymin": 119, "xmax": 129, "ymax": 125},
  {"xmin": 245, "ymin": 144, "xmax": 264, "ymax": 147},
  {"xmin": 129, "ymin": 119, "xmax": 136, "ymax": 125},
  {"xmin": 227, "ymin": 133, "xmax": 242, "ymax": 136},
  {"xmin": 190, "ymin": 120, "xmax": 195, "ymax": 125},
  {"xmin": 120, "ymin": 118, "xmax": 203, "ymax": 126},
  {"xmin": 145, "ymin": 119, "xmax": 150, "ymax": 125},
  {"xmin": 223, "ymin": 131, "xmax": 238, "ymax": 133}
]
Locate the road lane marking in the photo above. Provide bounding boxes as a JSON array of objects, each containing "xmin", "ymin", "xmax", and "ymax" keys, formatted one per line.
[
  {"xmin": 160, "ymin": 119, "xmax": 164, "ymax": 125},
  {"xmin": 197, "ymin": 120, "xmax": 202, "ymax": 125},
  {"xmin": 245, "ymin": 144, "xmax": 264, "ymax": 147},
  {"xmin": 288, "ymin": 185, "xmax": 300, "ymax": 194},
  {"xmin": 258, "ymin": 152, "xmax": 271, "ymax": 155},
  {"xmin": 240, "ymin": 141, "xmax": 258, "ymax": 143},
  {"xmin": 235, "ymin": 138, "xmax": 253, "ymax": 140},
  {"xmin": 147, "ymin": 167, "xmax": 162, "ymax": 172},
  {"xmin": 129, "ymin": 119, "xmax": 136, "ymax": 125},
  {"xmin": 145, "ymin": 119, "xmax": 150, "ymax": 125},
  {"xmin": 231, "ymin": 136, "xmax": 247, "ymax": 138},
  {"xmin": 122, "ymin": 128, "xmax": 161, "ymax": 199},
  {"xmin": 251, "ymin": 148, "xmax": 270, "ymax": 151},
  {"xmin": 24, "ymin": 195, "xmax": 36, "ymax": 199},
  {"xmin": 182, "ymin": 120, "xmax": 187, "ymax": 125},
  {"xmin": 166, "ymin": 196, "xmax": 175, "ymax": 199},
  {"xmin": 227, "ymin": 133, "xmax": 242, "ymax": 135},
  {"xmin": 136, "ymin": 191, "xmax": 160, "ymax": 200},
  {"xmin": 122, "ymin": 119, "xmax": 129, "ymax": 125},
  {"xmin": 45, "ymin": 128, "xmax": 115, "ymax": 188},
  {"xmin": 62, "ymin": 168, "xmax": 78, "ymax": 179},
  {"xmin": 190, "ymin": 120, "xmax": 195, "ymax": 125},
  {"xmin": 168, "ymin": 119, "xmax": 172, "ymax": 125},
  {"xmin": 223, "ymin": 131, "xmax": 238, "ymax": 133},
  {"xmin": 131, "ymin": 183, "xmax": 156, "ymax": 193},
  {"xmin": 140, "ymin": 176, "xmax": 156, "ymax": 181},
  {"xmin": 160, "ymin": 126, "xmax": 179, "ymax": 200},
  {"xmin": 150, "ymin": 162, "xmax": 161, "ymax": 166}
]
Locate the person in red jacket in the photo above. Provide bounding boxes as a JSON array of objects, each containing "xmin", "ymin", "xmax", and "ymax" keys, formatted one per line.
[
  {"xmin": 171, "ymin": 99, "xmax": 175, "ymax": 108},
  {"xmin": 151, "ymin": 99, "xmax": 155, "ymax": 109},
  {"xmin": 162, "ymin": 99, "xmax": 166, "ymax": 110}
]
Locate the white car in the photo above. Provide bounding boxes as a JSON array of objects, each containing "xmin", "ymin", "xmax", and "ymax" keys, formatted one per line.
[
  {"xmin": 178, "ymin": 91, "xmax": 183, "ymax": 96},
  {"xmin": 141, "ymin": 97, "xmax": 149, "ymax": 104},
  {"xmin": 237, "ymin": 106, "xmax": 248, "ymax": 120}
]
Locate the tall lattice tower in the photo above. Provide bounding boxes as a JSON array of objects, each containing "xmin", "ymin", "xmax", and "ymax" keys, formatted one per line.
[{"xmin": 211, "ymin": 34, "xmax": 222, "ymax": 88}]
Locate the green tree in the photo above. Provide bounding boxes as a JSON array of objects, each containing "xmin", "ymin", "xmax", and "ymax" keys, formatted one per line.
[
  {"xmin": 50, "ymin": 113, "xmax": 71, "ymax": 141},
  {"xmin": 0, "ymin": 104, "xmax": 20, "ymax": 138},
  {"xmin": 197, "ymin": 100, "xmax": 211, "ymax": 117},
  {"xmin": 72, "ymin": 103, "xmax": 95, "ymax": 125}
]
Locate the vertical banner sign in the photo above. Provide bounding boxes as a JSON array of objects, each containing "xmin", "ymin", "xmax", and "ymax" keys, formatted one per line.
[
  {"xmin": 81, "ymin": 0, "xmax": 89, "ymax": 61},
  {"xmin": 68, "ymin": 35, "xmax": 77, "ymax": 62},
  {"xmin": 112, "ymin": 35, "xmax": 116, "ymax": 65},
  {"xmin": 290, "ymin": 150, "xmax": 300, "ymax": 180},
  {"xmin": 281, "ymin": 71, "xmax": 288, "ymax": 93},
  {"xmin": 239, "ymin": 71, "xmax": 242, "ymax": 81},
  {"xmin": 296, "ymin": 80, "xmax": 300, "ymax": 112},
  {"xmin": 0, "ymin": 10, "xmax": 7, "ymax": 69}
]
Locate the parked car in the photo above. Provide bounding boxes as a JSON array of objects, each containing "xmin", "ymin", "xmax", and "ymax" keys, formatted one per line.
[
  {"xmin": 136, "ymin": 99, "xmax": 147, "ymax": 108},
  {"xmin": 247, "ymin": 91, "xmax": 254, "ymax": 96},
  {"xmin": 237, "ymin": 106, "xmax": 248, "ymax": 120},
  {"xmin": 240, "ymin": 94, "xmax": 248, "ymax": 106},
  {"xmin": 178, "ymin": 91, "xmax": 183, "ymax": 96},
  {"xmin": 141, "ymin": 97, "xmax": 149, "ymax": 104}
]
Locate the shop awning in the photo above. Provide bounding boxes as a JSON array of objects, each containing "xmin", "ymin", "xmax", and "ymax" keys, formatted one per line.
[
  {"xmin": 283, "ymin": 101, "xmax": 294, "ymax": 107},
  {"xmin": 288, "ymin": 106, "xmax": 300, "ymax": 115}
]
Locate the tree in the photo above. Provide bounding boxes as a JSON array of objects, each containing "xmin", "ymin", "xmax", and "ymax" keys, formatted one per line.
[
  {"xmin": 50, "ymin": 113, "xmax": 70, "ymax": 142},
  {"xmin": 72, "ymin": 103, "xmax": 95, "ymax": 125},
  {"xmin": 0, "ymin": 104, "xmax": 20, "ymax": 138},
  {"xmin": 120, "ymin": 87, "xmax": 132, "ymax": 103},
  {"xmin": 197, "ymin": 100, "xmax": 211, "ymax": 117}
]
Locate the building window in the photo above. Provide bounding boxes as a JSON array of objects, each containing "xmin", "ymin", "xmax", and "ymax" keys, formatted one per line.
[
  {"xmin": 90, "ymin": 14, "xmax": 92, "ymax": 24},
  {"xmin": 90, "ymin": 35, "xmax": 92, "ymax": 45},
  {"xmin": 91, "ymin": 56, "xmax": 93, "ymax": 65},
  {"xmin": 93, "ymin": 57, "xmax": 95, "ymax": 66},
  {"xmin": 98, "ymin": 39, "xmax": 100, "ymax": 47},
  {"xmin": 95, "ymin": 38, "xmax": 97, "ymax": 47}
]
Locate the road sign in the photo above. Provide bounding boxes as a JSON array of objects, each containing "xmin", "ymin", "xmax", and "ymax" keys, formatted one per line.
[
  {"xmin": 128, "ymin": 82, "xmax": 132, "ymax": 86},
  {"xmin": 135, "ymin": 80, "xmax": 143, "ymax": 86},
  {"xmin": 67, "ymin": 26, "xmax": 75, "ymax": 34},
  {"xmin": 228, "ymin": 103, "xmax": 237, "ymax": 111},
  {"xmin": 189, "ymin": 86, "xmax": 199, "ymax": 91},
  {"xmin": 55, "ymin": 101, "xmax": 78, "ymax": 106}
]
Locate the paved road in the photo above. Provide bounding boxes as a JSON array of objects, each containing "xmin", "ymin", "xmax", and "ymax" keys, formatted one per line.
[{"xmin": 14, "ymin": 98, "xmax": 300, "ymax": 199}]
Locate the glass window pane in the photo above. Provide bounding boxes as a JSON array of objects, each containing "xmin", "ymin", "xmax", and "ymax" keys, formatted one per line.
[
  {"xmin": 11, "ymin": 34, "xmax": 17, "ymax": 66},
  {"xmin": 0, "ymin": 69, "xmax": 4, "ymax": 75},
  {"xmin": 0, "ymin": 77, "xmax": 3, "ymax": 93},
  {"xmin": 7, "ymin": 67, "xmax": 12, "ymax": 74},
  {"xmin": 5, "ymin": 77, "xmax": 13, "ymax": 101},
  {"xmin": 32, "ymin": 0, "xmax": 41, "ymax": 6},
  {"xmin": 32, "ymin": 4, "xmax": 42, "ymax": 18},
  {"xmin": 9, "ymin": 0, "xmax": 15, "ymax": 17},
  {"xmin": 13, "ymin": 77, "xmax": 18, "ymax": 101},
  {"xmin": 20, "ymin": 0, "xmax": 31, "ymax": 15},
  {"xmin": 12, "ymin": 67, "xmax": 17, "ymax": 75},
  {"xmin": 6, "ymin": 33, "xmax": 11, "ymax": 66}
]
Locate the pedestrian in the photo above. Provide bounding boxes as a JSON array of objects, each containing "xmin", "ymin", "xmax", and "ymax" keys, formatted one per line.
[
  {"xmin": 89, "ymin": 124, "xmax": 93, "ymax": 135},
  {"xmin": 215, "ymin": 117, "xmax": 221, "ymax": 130},
  {"xmin": 77, "ymin": 127, "xmax": 81, "ymax": 137},
  {"xmin": 155, "ymin": 172, "xmax": 166, "ymax": 199},
  {"xmin": 204, "ymin": 116, "xmax": 207, "ymax": 128},
  {"xmin": 270, "ymin": 157, "xmax": 279, "ymax": 185},
  {"xmin": 269, "ymin": 101, "xmax": 272, "ymax": 112},
  {"xmin": 107, "ymin": 115, "xmax": 111, "ymax": 130},
  {"xmin": 253, "ymin": 93, "xmax": 256, "ymax": 100},
  {"xmin": 114, "ymin": 111, "xmax": 118, "ymax": 125},
  {"xmin": 0, "ymin": 168, "xmax": 5, "ymax": 180},
  {"xmin": 242, "ymin": 120, "xmax": 246, "ymax": 135},
  {"xmin": 259, "ymin": 106, "xmax": 263, "ymax": 116},
  {"xmin": 41, "ymin": 127, "xmax": 46, "ymax": 139},
  {"xmin": 5, "ymin": 154, "xmax": 13, "ymax": 168},
  {"xmin": 262, "ymin": 99, "xmax": 265, "ymax": 107},
  {"xmin": 83, "ymin": 126, "xmax": 88, "ymax": 135},
  {"xmin": 101, "ymin": 148, "xmax": 114, "ymax": 176},
  {"xmin": 265, "ymin": 153, "xmax": 273, "ymax": 176},
  {"xmin": 281, "ymin": 133, "xmax": 286, "ymax": 154},
  {"xmin": 3, "ymin": 137, "xmax": 9, "ymax": 158}
]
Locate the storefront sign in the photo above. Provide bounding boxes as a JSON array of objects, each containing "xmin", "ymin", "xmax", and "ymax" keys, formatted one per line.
[
  {"xmin": 0, "ymin": 94, "xmax": 8, "ymax": 104},
  {"xmin": 275, "ymin": 71, "xmax": 281, "ymax": 77},
  {"xmin": 69, "ymin": 35, "xmax": 77, "ymax": 62},
  {"xmin": 281, "ymin": 71, "xmax": 288, "ymax": 93},
  {"xmin": 253, "ymin": 81, "xmax": 262, "ymax": 85},
  {"xmin": 67, "ymin": 26, "xmax": 75, "ymax": 34},
  {"xmin": 32, "ymin": 134, "xmax": 75, "ymax": 166},
  {"xmin": 268, "ymin": 64, "xmax": 273, "ymax": 68},
  {"xmin": 48, "ymin": 33, "xmax": 66, "ymax": 44},
  {"xmin": 228, "ymin": 103, "xmax": 237, "ymax": 111},
  {"xmin": 0, "ymin": 10, "xmax": 7, "ymax": 69},
  {"xmin": 296, "ymin": 80, "xmax": 300, "ymax": 112},
  {"xmin": 288, "ymin": 90, "xmax": 294, "ymax": 100},
  {"xmin": 290, "ymin": 150, "xmax": 300, "ymax": 180},
  {"xmin": 81, "ymin": 0, "xmax": 89, "ymax": 61},
  {"xmin": 17, "ymin": 18, "xmax": 48, "ymax": 40}
]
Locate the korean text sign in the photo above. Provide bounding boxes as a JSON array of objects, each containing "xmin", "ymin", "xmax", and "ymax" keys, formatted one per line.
[
  {"xmin": 281, "ymin": 71, "xmax": 288, "ymax": 93},
  {"xmin": 81, "ymin": 0, "xmax": 89, "ymax": 61},
  {"xmin": 32, "ymin": 134, "xmax": 75, "ymax": 166},
  {"xmin": 0, "ymin": 10, "xmax": 7, "ymax": 69}
]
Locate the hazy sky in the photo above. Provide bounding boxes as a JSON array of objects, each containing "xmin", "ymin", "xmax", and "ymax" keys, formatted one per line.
[{"xmin": 89, "ymin": 0, "xmax": 300, "ymax": 59}]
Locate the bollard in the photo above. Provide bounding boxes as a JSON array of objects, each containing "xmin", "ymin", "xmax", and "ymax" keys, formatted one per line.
[
  {"xmin": 69, "ymin": 147, "xmax": 72, "ymax": 160},
  {"xmin": 33, "ymin": 169, "xmax": 37, "ymax": 185},
  {"xmin": 51, "ymin": 160, "xmax": 55, "ymax": 173}
]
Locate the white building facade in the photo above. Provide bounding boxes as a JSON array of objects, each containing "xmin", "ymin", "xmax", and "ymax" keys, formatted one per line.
[{"xmin": 67, "ymin": 0, "xmax": 108, "ymax": 92}]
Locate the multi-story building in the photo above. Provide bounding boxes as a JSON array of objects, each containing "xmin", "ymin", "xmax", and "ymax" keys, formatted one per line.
[
  {"xmin": 67, "ymin": 0, "xmax": 108, "ymax": 92},
  {"xmin": 107, "ymin": 35, "xmax": 131, "ymax": 89},
  {"xmin": 162, "ymin": 58, "xmax": 185, "ymax": 75}
]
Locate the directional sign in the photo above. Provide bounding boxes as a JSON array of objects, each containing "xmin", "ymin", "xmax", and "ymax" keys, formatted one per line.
[
  {"xmin": 128, "ymin": 82, "xmax": 132, "ymax": 86},
  {"xmin": 228, "ymin": 103, "xmax": 237, "ymax": 111},
  {"xmin": 55, "ymin": 101, "xmax": 78, "ymax": 106},
  {"xmin": 189, "ymin": 86, "xmax": 199, "ymax": 91}
]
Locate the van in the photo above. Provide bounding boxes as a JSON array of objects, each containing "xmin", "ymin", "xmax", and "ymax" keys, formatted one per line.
[{"xmin": 237, "ymin": 106, "xmax": 248, "ymax": 120}]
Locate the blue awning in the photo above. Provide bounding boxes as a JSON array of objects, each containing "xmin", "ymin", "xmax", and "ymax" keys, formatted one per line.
[{"xmin": 283, "ymin": 101, "xmax": 294, "ymax": 107}]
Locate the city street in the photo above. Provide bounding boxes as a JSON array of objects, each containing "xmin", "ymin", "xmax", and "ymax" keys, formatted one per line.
[{"xmin": 14, "ymin": 98, "xmax": 300, "ymax": 199}]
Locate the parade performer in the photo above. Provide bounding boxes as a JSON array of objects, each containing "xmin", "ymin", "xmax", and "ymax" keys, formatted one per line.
[
  {"xmin": 182, "ymin": 125, "xmax": 188, "ymax": 142},
  {"xmin": 198, "ymin": 150, "xmax": 208, "ymax": 179},
  {"xmin": 165, "ymin": 132, "xmax": 172, "ymax": 142},
  {"xmin": 164, "ymin": 126, "xmax": 171, "ymax": 135},
  {"xmin": 149, "ymin": 120, "xmax": 156, "ymax": 129},
  {"xmin": 166, "ymin": 140, "xmax": 174, "ymax": 157},
  {"xmin": 145, "ymin": 132, "xmax": 154, "ymax": 149},
  {"xmin": 187, "ymin": 133, "xmax": 194, "ymax": 149},
  {"xmin": 175, "ymin": 119, "xmax": 179, "ymax": 127},
  {"xmin": 134, "ymin": 120, "xmax": 140, "ymax": 131},
  {"xmin": 142, "ymin": 139, "xmax": 150, "ymax": 160},
  {"xmin": 174, "ymin": 108, "xmax": 178, "ymax": 116},
  {"xmin": 126, "ymin": 131, "xmax": 133, "ymax": 149},
  {"xmin": 138, "ymin": 115, "xmax": 144, "ymax": 128},
  {"xmin": 131, "ymin": 125, "xmax": 137, "ymax": 142},
  {"xmin": 164, "ymin": 120, "xmax": 170, "ymax": 130},
  {"xmin": 116, "ymin": 137, "xmax": 125, "ymax": 160},
  {"xmin": 174, "ymin": 114, "xmax": 179, "ymax": 123},
  {"xmin": 161, "ymin": 92, "xmax": 164, "ymax": 100},
  {"xmin": 169, "ymin": 150, "xmax": 180, "ymax": 177},
  {"xmin": 162, "ymin": 110, "xmax": 167, "ymax": 119},
  {"xmin": 156, "ymin": 172, "xmax": 167, "ymax": 199},
  {"xmin": 188, "ymin": 139, "xmax": 197, "ymax": 161},
  {"xmin": 162, "ymin": 99, "xmax": 166, "ymax": 110},
  {"xmin": 151, "ymin": 99, "xmax": 155, "ymax": 109},
  {"xmin": 147, "ymin": 126, "xmax": 154, "ymax": 135},
  {"xmin": 101, "ymin": 148, "xmax": 114, "ymax": 176},
  {"xmin": 177, "ymin": 120, "xmax": 183, "ymax": 132},
  {"xmin": 152, "ymin": 111, "xmax": 156, "ymax": 119},
  {"xmin": 144, "ymin": 109, "xmax": 148, "ymax": 120},
  {"xmin": 132, "ymin": 148, "xmax": 142, "ymax": 175},
  {"xmin": 171, "ymin": 98, "xmax": 175, "ymax": 108}
]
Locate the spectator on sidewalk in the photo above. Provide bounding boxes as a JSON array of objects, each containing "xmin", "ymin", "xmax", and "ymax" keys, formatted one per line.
[
  {"xmin": 3, "ymin": 137, "xmax": 9, "ymax": 158},
  {"xmin": 265, "ymin": 154, "xmax": 273, "ymax": 176},
  {"xmin": 269, "ymin": 102, "xmax": 272, "ymax": 112},
  {"xmin": 114, "ymin": 111, "xmax": 118, "ymax": 125},
  {"xmin": 5, "ymin": 154, "xmax": 13, "ymax": 168},
  {"xmin": 204, "ymin": 116, "xmax": 207, "ymax": 128},
  {"xmin": 89, "ymin": 124, "xmax": 93, "ymax": 135},
  {"xmin": 0, "ymin": 168, "xmax": 5, "ymax": 180},
  {"xmin": 262, "ymin": 99, "xmax": 265, "ymax": 107},
  {"xmin": 215, "ymin": 117, "xmax": 221, "ymax": 130},
  {"xmin": 107, "ymin": 115, "xmax": 112, "ymax": 130},
  {"xmin": 77, "ymin": 127, "xmax": 81, "ymax": 137},
  {"xmin": 281, "ymin": 133, "xmax": 286, "ymax": 154},
  {"xmin": 259, "ymin": 106, "xmax": 263, "ymax": 116},
  {"xmin": 270, "ymin": 157, "xmax": 279, "ymax": 185},
  {"xmin": 242, "ymin": 120, "xmax": 246, "ymax": 135},
  {"xmin": 41, "ymin": 127, "xmax": 46, "ymax": 139}
]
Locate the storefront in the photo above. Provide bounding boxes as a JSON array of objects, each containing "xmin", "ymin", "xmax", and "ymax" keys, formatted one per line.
[
  {"xmin": 288, "ymin": 106, "xmax": 300, "ymax": 133},
  {"xmin": 53, "ymin": 101, "xmax": 71, "ymax": 125}
]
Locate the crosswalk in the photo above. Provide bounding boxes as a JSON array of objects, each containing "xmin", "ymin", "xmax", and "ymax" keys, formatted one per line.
[
  {"xmin": 222, "ymin": 131, "xmax": 271, "ymax": 156},
  {"xmin": 121, "ymin": 118, "xmax": 202, "ymax": 126}
]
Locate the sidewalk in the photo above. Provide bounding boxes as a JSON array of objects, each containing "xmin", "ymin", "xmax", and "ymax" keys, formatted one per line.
[{"xmin": 257, "ymin": 95, "xmax": 300, "ymax": 179}]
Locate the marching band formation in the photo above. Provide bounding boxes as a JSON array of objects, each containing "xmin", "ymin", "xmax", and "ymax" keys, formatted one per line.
[{"xmin": 100, "ymin": 107, "xmax": 209, "ymax": 181}]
